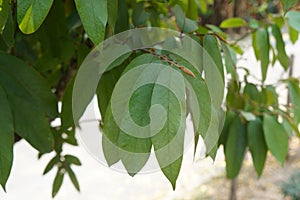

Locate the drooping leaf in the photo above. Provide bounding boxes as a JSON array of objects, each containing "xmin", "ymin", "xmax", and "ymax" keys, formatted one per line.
[
  {"xmin": 52, "ymin": 169, "xmax": 64, "ymax": 198},
  {"xmin": 66, "ymin": 166, "xmax": 80, "ymax": 191},
  {"xmin": 220, "ymin": 17, "xmax": 246, "ymax": 28},
  {"xmin": 247, "ymin": 118, "xmax": 267, "ymax": 176},
  {"xmin": 263, "ymin": 115, "xmax": 288, "ymax": 164},
  {"xmin": 17, "ymin": 0, "xmax": 54, "ymax": 34},
  {"xmin": 255, "ymin": 28, "xmax": 270, "ymax": 81},
  {"xmin": 74, "ymin": 0, "xmax": 107, "ymax": 44},
  {"xmin": 225, "ymin": 116, "xmax": 247, "ymax": 179},
  {"xmin": 174, "ymin": 5, "xmax": 198, "ymax": 33},
  {"xmin": 271, "ymin": 24, "xmax": 289, "ymax": 70},
  {"xmin": 286, "ymin": 11, "xmax": 300, "ymax": 32},
  {"xmin": 0, "ymin": 85, "xmax": 14, "ymax": 190}
]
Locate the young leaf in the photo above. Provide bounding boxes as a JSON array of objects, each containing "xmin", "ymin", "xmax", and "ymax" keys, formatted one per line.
[
  {"xmin": 52, "ymin": 169, "xmax": 64, "ymax": 198},
  {"xmin": 288, "ymin": 25, "xmax": 299, "ymax": 44},
  {"xmin": 65, "ymin": 155, "xmax": 82, "ymax": 166},
  {"xmin": 263, "ymin": 115, "xmax": 288, "ymax": 164},
  {"xmin": 220, "ymin": 17, "xmax": 246, "ymax": 28},
  {"xmin": 17, "ymin": 0, "xmax": 54, "ymax": 34},
  {"xmin": 0, "ymin": 85, "xmax": 14, "ymax": 190},
  {"xmin": 271, "ymin": 24, "xmax": 289, "ymax": 70},
  {"xmin": 74, "ymin": 0, "xmax": 107, "ymax": 45},
  {"xmin": 43, "ymin": 156, "xmax": 59, "ymax": 175},
  {"xmin": 225, "ymin": 116, "xmax": 247, "ymax": 179},
  {"xmin": 255, "ymin": 28, "xmax": 270, "ymax": 81},
  {"xmin": 247, "ymin": 118, "xmax": 267, "ymax": 176}
]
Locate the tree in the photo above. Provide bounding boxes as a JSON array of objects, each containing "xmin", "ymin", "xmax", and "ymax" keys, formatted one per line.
[{"xmin": 0, "ymin": 0, "xmax": 299, "ymax": 198}]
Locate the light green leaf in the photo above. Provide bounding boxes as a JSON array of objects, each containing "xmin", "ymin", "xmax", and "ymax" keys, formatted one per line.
[
  {"xmin": 17, "ymin": 0, "xmax": 54, "ymax": 34},
  {"xmin": 263, "ymin": 115, "xmax": 288, "ymax": 164},
  {"xmin": 288, "ymin": 25, "xmax": 299, "ymax": 44},
  {"xmin": 281, "ymin": 0, "xmax": 299, "ymax": 12},
  {"xmin": 107, "ymin": 0, "xmax": 118, "ymax": 28},
  {"xmin": 174, "ymin": 5, "xmax": 198, "ymax": 33},
  {"xmin": 221, "ymin": 42, "xmax": 238, "ymax": 80},
  {"xmin": 74, "ymin": 0, "xmax": 107, "ymax": 45},
  {"xmin": 0, "ymin": 0, "xmax": 8, "ymax": 33},
  {"xmin": 52, "ymin": 169, "xmax": 64, "ymax": 198},
  {"xmin": 286, "ymin": 11, "xmax": 300, "ymax": 32},
  {"xmin": 0, "ymin": 85, "xmax": 14, "ymax": 190},
  {"xmin": 240, "ymin": 111, "xmax": 256, "ymax": 121},
  {"xmin": 225, "ymin": 116, "xmax": 247, "ymax": 179},
  {"xmin": 187, "ymin": 0, "xmax": 198, "ymax": 20},
  {"xmin": 247, "ymin": 118, "xmax": 267, "ymax": 176},
  {"xmin": 271, "ymin": 24, "xmax": 289, "ymax": 70},
  {"xmin": 255, "ymin": 28, "xmax": 270, "ymax": 81},
  {"xmin": 220, "ymin": 17, "xmax": 247, "ymax": 28}
]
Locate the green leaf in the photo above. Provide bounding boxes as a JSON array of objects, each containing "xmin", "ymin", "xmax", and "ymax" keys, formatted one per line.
[
  {"xmin": 67, "ymin": 166, "xmax": 80, "ymax": 191},
  {"xmin": 2, "ymin": 7, "xmax": 14, "ymax": 48},
  {"xmin": 221, "ymin": 42, "xmax": 238, "ymax": 80},
  {"xmin": 288, "ymin": 25, "xmax": 299, "ymax": 44},
  {"xmin": 43, "ymin": 156, "xmax": 59, "ymax": 175},
  {"xmin": 271, "ymin": 24, "xmax": 289, "ymax": 70},
  {"xmin": 174, "ymin": 5, "xmax": 198, "ymax": 33},
  {"xmin": 220, "ymin": 17, "xmax": 246, "ymax": 28},
  {"xmin": 286, "ymin": 11, "xmax": 300, "ymax": 32},
  {"xmin": 243, "ymin": 83, "xmax": 261, "ymax": 111},
  {"xmin": 74, "ymin": 0, "xmax": 107, "ymax": 45},
  {"xmin": 225, "ymin": 116, "xmax": 247, "ymax": 179},
  {"xmin": 287, "ymin": 79, "xmax": 300, "ymax": 124},
  {"xmin": 187, "ymin": 0, "xmax": 198, "ymax": 20},
  {"xmin": 0, "ymin": 0, "xmax": 8, "ymax": 33},
  {"xmin": 219, "ymin": 111, "xmax": 236, "ymax": 147},
  {"xmin": 107, "ymin": 0, "xmax": 118, "ymax": 28},
  {"xmin": 204, "ymin": 35, "xmax": 224, "ymax": 81},
  {"xmin": 247, "ymin": 118, "xmax": 267, "ymax": 176},
  {"xmin": 65, "ymin": 155, "xmax": 81, "ymax": 166},
  {"xmin": 240, "ymin": 111, "xmax": 256, "ymax": 121},
  {"xmin": 263, "ymin": 115, "xmax": 288, "ymax": 164},
  {"xmin": 281, "ymin": 0, "xmax": 299, "ymax": 12},
  {"xmin": 255, "ymin": 28, "xmax": 270, "ymax": 81},
  {"xmin": 115, "ymin": 0, "xmax": 129, "ymax": 34},
  {"xmin": 132, "ymin": 2, "xmax": 150, "ymax": 26},
  {"xmin": 61, "ymin": 78, "xmax": 75, "ymax": 130},
  {"xmin": 0, "ymin": 53, "xmax": 55, "ymax": 153},
  {"xmin": 52, "ymin": 169, "xmax": 64, "ymax": 198},
  {"xmin": 17, "ymin": 0, "xmax": 54, "ymax": 34},
  {"xmin": 0, "ymin": 85, "xmax": 14, "ymax": 190}
]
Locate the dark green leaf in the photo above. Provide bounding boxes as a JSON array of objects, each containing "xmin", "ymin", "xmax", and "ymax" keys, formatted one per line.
[
  {"xmin": 74, "ymin": 0, "xmax": 107, "ymax": 44},
  {"xmin": 115, "ymin": 0, "xmax": 129, "ymax": 33},
  {"xmin": 65, "ymin": 155, "xmax": 82, "ymax": 166},
  {"xmin": 17, "ymin": 0, "xmax": 54, "ymax": 34},
  {"xmin": 67, "ymin": 166, "xmax": 80, "ymax": 191},
  {"xmin": 219, "ymin": 111, "xmax": 236, "ymax": 147},
  {"xmin": 0, "ymin": 0, "xmax": 8, "ymax": 33},
  {"xmin": 263, "ymin": 115, "xmax": 288, "ymax": 164},
  {"xmin": 52, "ymin": 169, "xmax": 64, "ymax": 198},
  {"xmin": 0, "ymin": 85, "xmax": 14, "ymax": 190},
  {"xmin": 271, "ymin": 24, "xmax": 289, "ymax": 70},
  {"xmin": 225, "ymin": 116, "xmax": 247, "ymax": 179},
  {"xmin": 43, "ymin": 156, "xmax": 59, "ymax": 175},
  {"xmin": 107, "ymin": 0, "xmax": 118, "ymax": 28},
  {"xmin": 247, "ymin": 118, "xmax": 267, "ymax": 176}
]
